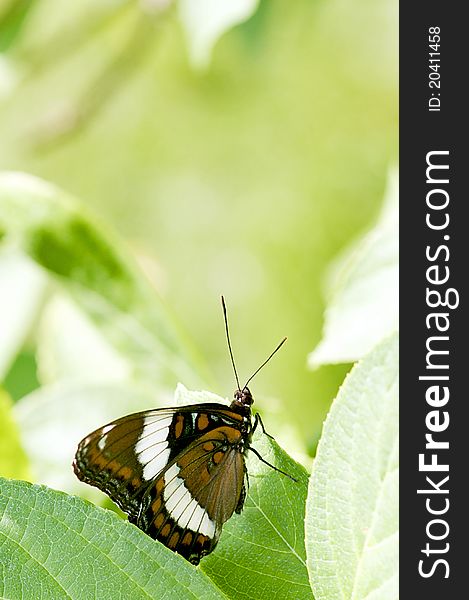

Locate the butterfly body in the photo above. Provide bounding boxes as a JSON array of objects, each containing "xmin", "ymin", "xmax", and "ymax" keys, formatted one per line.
[{"xmin": 73, "ymin": 390, "xmax": 255, "ymax": 564}]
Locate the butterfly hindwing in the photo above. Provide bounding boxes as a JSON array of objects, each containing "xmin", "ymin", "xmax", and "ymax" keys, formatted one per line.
[
  {"xmin": 73, "ymin": 404, "xmax": 249, "ymax": 563},
  {"xmin": 138, "ymin": 426, "xmax": 246, "ymax": 563}
]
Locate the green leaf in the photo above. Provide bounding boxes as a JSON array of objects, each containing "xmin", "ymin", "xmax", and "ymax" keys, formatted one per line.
[
  {"xmin": 178, "ymin": 0, "xmax": 259, "ymax": 69},
  {"xmin": 0, "ymin": 478, "xmax": 225, "ymax": 600},
  {"xmin": 0, "ymin": 171, "xmax": 209, "ymax": 389},
  {"xmin": 305, "ymin": 333, "xmax": 398, "ymax": 600},
  {"xmin": 0, "ymin": 250, "xmax": 47, "ymax": 379},
  {"xmin": 13, "ymin": 381, "xmax": 163, "ymax": 498},
  {"xmin": 0, "ymin": 390, "xmax": 30, "ymax": 480},
  {"xmin": 309, "ymin": 170, "xmax": 398, "ymax": 367},
  {"xmin": 0, "ymin": 0, "xmax": 35, "ymax": 52}
]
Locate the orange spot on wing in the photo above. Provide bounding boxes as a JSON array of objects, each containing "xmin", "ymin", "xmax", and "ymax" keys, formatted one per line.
[
  {"xmin": 107, "ymin": 460, "xmax": 121, "ymax": 473},
  {"xmin": 168, "ymin": 532, "xmax": 180, "ymax": 548},
  {"xmin": 196, "ymin": 534, "xmax": 209, "ymax": 547},
  {"xmin": 223, "ymin": 426, "xmax": 242, "ymax": 444},
  {"xmin": 175, "ymin": 415, "xmax": 184, "ymax": 438},
  {"xmin": 203, "ymin": 441, "xmax": 215, "ymax": 452},
  {"xmin": 160, "ymin": 524, "xmax": 171, "ymax": 537},
  {"xmin": 197, "ymin": 414, "xmax": 209, "ymax": 430},
  {"xmin": 213, "ymin": 451, "xmax": 224, "ymax": 465},
  {"xmin": 119, "ymin": 466, "xmax": 132, "ymax": 479},
  {"xmin": 181, "ymin": 532, "xmax": 193, "ymax": 545},
  {"xmin": 220, "ymin": 410, "xmax": 243, "ymax": 422},
  {"xmin": 154, "ymin": 513, "xmax": 164, "ymax": 529},
  {"xmin": 88, "ymin": 447, "xmax": 107, "ymax": 468},
  {"xmin": 151, "ymin": 497, "xmax": 162, "ymax": 513}
]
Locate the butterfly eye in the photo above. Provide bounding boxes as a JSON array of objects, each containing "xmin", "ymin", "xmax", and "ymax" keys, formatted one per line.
[{"xmin": 234, "ymin": 388, "xmax": 254, "ymax": 406}]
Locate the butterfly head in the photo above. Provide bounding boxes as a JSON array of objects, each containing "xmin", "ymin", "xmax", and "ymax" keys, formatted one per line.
[{"xmin": 231, "ymin": 387, "xmax": 254, "ymax": 414}]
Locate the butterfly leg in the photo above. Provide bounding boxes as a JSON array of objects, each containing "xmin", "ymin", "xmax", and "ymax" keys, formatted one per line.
[
  {"xmin": 252, "ymin": 413, "xmax": 275, "ymax": 440},
  {"xmin": 249, "ymin": 446, "xmax": 297, "ymax": 482}
]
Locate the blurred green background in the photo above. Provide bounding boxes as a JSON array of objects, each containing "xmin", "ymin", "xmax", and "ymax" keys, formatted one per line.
[{"xmin": 0, "ymin": 0, "xmax": 397, "ymax": 472}]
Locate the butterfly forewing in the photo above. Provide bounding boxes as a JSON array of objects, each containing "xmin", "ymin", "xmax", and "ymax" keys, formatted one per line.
[
  {"xmin": 74, "ymin": 409, "xmax": 175, "ymax": 518},
  {"xmin": 73, "ymin": 404, "xmax": 249, "ymax": 564}
]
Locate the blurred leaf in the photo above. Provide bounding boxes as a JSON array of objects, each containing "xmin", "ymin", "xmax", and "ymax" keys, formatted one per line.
[
  {"xmin": 0, "ymin": 0, "xmax": 34, "ymax": 52},
  {"xmin": 0, "ymin": 250, "xmax": 47, "ymax": 380},
  {"xmin": 0, "ymin": 54, "xmax": 18, "ymax": 99},
  {"xmin": 36, "ymin": 293, "xmax": 132, "ymax": 385},
  {"xmin": 305, "ymin": 333, "xmax": 398, "ymax": 600},
  {"xmin": 13, "ymin": 381, "xmax": 167, "ymax": 498},
  {"xmin": 178, "ymin": 0, "xmax": 259, "ymax": 69},
  {"xmin": 309, "ymin": 170, "xmax": 398, "ymax": 367},
  {"xmin": 29, "ymin": 11, "xmax": 159, "ymax": 149},
  {"xmin": 3, "ymin": 350, "xmax": 40, "ymax": 401},
  {"xmin": 0, "ymin": 172, "xmax": 209, "ymax": 389},
  {"xmin": 0, "ymin": 478, "xmax": 225, "ymax": 600},
  {"xmin": 0, "ymin": 389, "xmax": 29, "ymax": 479}
]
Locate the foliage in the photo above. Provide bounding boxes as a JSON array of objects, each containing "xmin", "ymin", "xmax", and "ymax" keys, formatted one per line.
[
  {"xmin": 0, "ymin": 172, "xmax": 398, "ymax": 598},
  {"xmin": 0, "ymin": 172, "xmax": 208, "ymax": 391},
  {"xmin": 1, "ymin": 387, "xmax": 311, "ymax": 600},
  {"xmin": 0, "ymin": 479, "xmax": 224, "ymax": 600},
  {"xmin": 0, "ymin": 0, "xmax": 398, "ymax": 443},
  {"xmin": 0, "ymin": 334, "xmax": 397, "ymax": 600},
  {"xmin": 0, "ymin": 1, "xmax": 397, "ymax": 598},
  {"xmin": 0, "ymin": 166, "xmax": 398, "ymax": 600}
]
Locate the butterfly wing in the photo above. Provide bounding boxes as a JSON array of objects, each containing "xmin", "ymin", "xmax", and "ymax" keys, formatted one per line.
[
  {"xmin": 137, "ymin": 425, "xmax": 246, "ymax": 563},
  {"xmin": 73, "ymin": 404, "xmax": 248, "ymax": 563},
  {"xmin": 74, "ymin": 408, "xmax": 179, "ymax": 518}
]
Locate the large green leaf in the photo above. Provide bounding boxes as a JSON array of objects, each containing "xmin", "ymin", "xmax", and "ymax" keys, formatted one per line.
[
  {"xmin": 309, "ymin": 171, "xmax": 398, "ymax": 367},
  {"xmin": 0, "ymin": 478, "xmax": 225, "ymax": 600},
  {"xmin": 0, "ymin": 390, "xmax": 30, "ymax": 480},
  {"xmin": 0, "ymin": 171, "xmax": 209, "ymax": 390},
  {"xmin": 305, "ymin": 333, "xmax": 398, "ymax": 600}
]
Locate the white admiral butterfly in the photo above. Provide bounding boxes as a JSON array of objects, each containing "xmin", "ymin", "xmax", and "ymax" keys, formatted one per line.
[{"xmin": 73, "ymin": 297, "xmax": 293, "ymax": 564}]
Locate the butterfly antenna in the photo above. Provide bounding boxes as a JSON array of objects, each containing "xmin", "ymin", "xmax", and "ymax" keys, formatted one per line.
[
  {"xmin": 221, "ymin": 296, "xmax": 241, "ymax": 390},
  {"xmin": 243, "ymin": 337, "xmax": 287, "ymax": 390}
]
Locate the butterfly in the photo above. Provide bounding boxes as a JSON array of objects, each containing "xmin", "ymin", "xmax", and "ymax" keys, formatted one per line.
[{"xmin": 73, "ymin": 297, "xmax": 293, "ymax": 565}]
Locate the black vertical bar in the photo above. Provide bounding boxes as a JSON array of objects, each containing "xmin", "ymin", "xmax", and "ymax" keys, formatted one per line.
[{"xmin": 401, "ymin": 3, "xmax": 466, "ymax": 595}]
